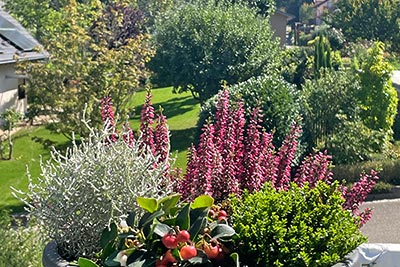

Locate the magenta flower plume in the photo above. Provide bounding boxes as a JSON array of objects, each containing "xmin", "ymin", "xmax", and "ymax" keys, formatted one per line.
[
  {"xmin": 154, "ymin": 108, "xmax": 170, "ymax": 167},
  {"xmin": 274, "ymin": 123, "xmax": 302, "ymax": 190},
  {"xmin": 342, "ymin": 170, "xmax": 379, "ymax": 220},
  {"xmin": 139, "ymin": 90, "xmax": 155, "ymax": 154},
  {"xmin": 122, "ymin": 122, "xmax": 135, "ymax": 147},
  {"xmin": 241, "ymin": 107, "xmax": 264, "ymax": 192},
  {"xmin": 294, "ymin": 151, "xmax": 333, "ymax": 188},
  {"xmin": 101, "ymin": 96, "xmax": 118, "ymax": 143}
]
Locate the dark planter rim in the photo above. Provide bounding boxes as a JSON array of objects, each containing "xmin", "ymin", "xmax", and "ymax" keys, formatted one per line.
[{"xmin": 42, "ymin": 240, "xmax": 74, "ymax": 267}]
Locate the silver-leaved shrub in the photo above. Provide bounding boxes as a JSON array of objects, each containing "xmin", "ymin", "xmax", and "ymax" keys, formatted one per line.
[{"xmin": 12, "ymin": 118, "xmax": 174, "ymax": 260}]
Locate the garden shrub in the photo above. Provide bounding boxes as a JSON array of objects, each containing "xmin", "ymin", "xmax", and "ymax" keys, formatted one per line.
[
  {"xmin": 313, "ymin": 24, "xmax": 346, "ymax": 51},
  {"xmin": 182, "ymin": 90, "xmax": 379, "ymax": 226},
  {"xmin": 199, "ymin": 73, "xmax": 302, "ymax": 147},
  {"xmin": 281, "ymin": 46, "xmax": 314, "ymax": 88},
  {"xmin": 333, "ymin": 158, "xmax": 400, "ymax": 185},
  {"xmin": 329, "ymin": 0, "xmax": 400, "ymax": 52},
  {"xmin": 150, "ymin": 0, "xmax": 281, "ymax": 103},
  {"xmin": 301, "ymin": 68, "xmax": 385, "ymax": 164},
  {"xmin": 370, "ymin": 181, "xmax": 393, "ymax": 194},
  {"xmin": 326, "ymin": 117, "xmax": 388, "ymax": 164},
  {"xmin": 12, "ymin": 94, "xmax": 174, "ymax": 260},
  {"xmin": 356, "ymin": 42, "xmax": 398, "ymax": 136},
  {"xmin": 231, "ymin": 182, "xmax": 367, "ymax": 267},
  {"xmin": 0, "ymin": 210, "xmax": 45, "ymax": 267}
]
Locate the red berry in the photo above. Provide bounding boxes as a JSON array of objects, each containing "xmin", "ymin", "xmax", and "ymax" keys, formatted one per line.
[
  {"xmin": 161, "ymin": 250, "xmax": 177, "ymax": 264},
  {"xmin": 162, "ymin": 234, "xmax": 178, "ymax": 249},
  {"xmin": 218, "ymin": 210, "xmax": 227, "ymax": 217},
  {"xmin": 203, "ymin": 243, "xmax": 221, "ymax": 259},
  {"xmin": 177, "ymin": 230, "xmax": 191, "ymax": 243},
  {"xmin": 180, "ymin": 245, "xmax": 197, "ymax": 260},
  {"xmin": 217, "ymin": 216, "xmax": 227, "ymax": 221}
]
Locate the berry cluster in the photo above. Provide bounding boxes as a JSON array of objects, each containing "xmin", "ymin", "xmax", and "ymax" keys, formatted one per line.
[
  {"xmin": 157, "ymin": 230, "xmax": 197, "ymax": 266},
  {"xmin": 156, "ymin": 209, "xmax": 229, "ymax": 267},
  {"xmin": 208, "ymin": 208, "xmax": 228, "ymax": 222}
]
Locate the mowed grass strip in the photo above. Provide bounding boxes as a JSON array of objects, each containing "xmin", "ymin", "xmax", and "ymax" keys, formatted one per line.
[{"xmin": 0, "ymin": 87, "xmax": 199, "ymax": 212}]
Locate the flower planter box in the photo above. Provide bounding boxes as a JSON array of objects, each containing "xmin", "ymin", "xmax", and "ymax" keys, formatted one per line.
[
  {"xmin": 333, "ymin": 243, "xmax": 400, "ymax": 267},
  {"xmin": 44, "ymin": 241, "xmax": 400, "ymax": 267}
]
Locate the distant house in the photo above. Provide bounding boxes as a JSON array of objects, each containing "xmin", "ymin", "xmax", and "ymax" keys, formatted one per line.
[
  {"xmin": 314, "ymin": 0, "xmax": 336, "ymax": 25},
  {"xmin": 0, "ymin": 7, "xmax": 48, "ymax": 117},
  {"xmin": 270, "ymin": 10, "xmax": 295, "ymax": 46}
]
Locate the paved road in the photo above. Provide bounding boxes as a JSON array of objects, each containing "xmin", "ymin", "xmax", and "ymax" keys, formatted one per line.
[
  {"xmin": 355, "ymin": 71, "xmax": 400, "ymax": 244},
  {"xmin": 360, "ymin": 199, "xmax": 400, "ymax": 243}
]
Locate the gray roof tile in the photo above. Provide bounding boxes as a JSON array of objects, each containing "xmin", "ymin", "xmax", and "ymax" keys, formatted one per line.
[{"xmin": 0, "ymin": 6, "xmax": 49, "ymax": 64}]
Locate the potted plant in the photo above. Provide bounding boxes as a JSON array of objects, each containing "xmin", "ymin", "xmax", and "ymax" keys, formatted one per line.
[
  {"xmin": 14, "ymin": 92, "xmax": 379, "ymax": 267},
  {"xmin": 77, "ymin": 194, "xmax": 239, "ymax": 267},
  {"xmin": 13, "ymin": 95, "xmax": 175, "ymax": 266}
]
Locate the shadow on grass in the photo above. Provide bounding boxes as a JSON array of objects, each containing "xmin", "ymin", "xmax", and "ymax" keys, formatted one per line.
[
  {"xmin": 133, "ymin": 96, "xmax": 199, "ymax": 119},
  {"xmin": 1, "ymin": 203, "xmax": 27, "ymax": 214},
  {"xmin": 170, "ymin": 127, "xmax": 197, "ymax": 152},
  {"xmin": 31, "ymin": 136, "xmax": 73, "ymax": 153}
]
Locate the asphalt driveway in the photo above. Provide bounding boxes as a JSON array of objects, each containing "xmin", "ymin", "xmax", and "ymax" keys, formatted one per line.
[{"xmin": 360, "ymin": 199, "xmax": 400, "ymax": 243}]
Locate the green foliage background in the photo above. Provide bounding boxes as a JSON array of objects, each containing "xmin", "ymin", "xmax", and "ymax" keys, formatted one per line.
[{"xmin": 150, "ymin": 0, "xmax": 281, "ymax": 103}]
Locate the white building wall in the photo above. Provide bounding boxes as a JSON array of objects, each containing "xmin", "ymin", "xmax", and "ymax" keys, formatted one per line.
[{"xmin": 0, "ymin": 63, "xmax": 26, "ymax": 115}]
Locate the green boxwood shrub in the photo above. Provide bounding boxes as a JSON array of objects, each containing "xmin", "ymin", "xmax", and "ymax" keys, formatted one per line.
[{"xmin": 231, "ymin": 182, "xmax": 366, "ymax": 267}]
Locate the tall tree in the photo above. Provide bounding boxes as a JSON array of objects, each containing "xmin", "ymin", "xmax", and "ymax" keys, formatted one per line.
[
  {"xmin": 329, "ymin": 0, "xmax": 400, "ymax": 51},
  {"xmin": 150, "ymin": 0, "xmax": 281, "ymax": 103},
  {"xmin": 15, "ymin": 0, "xmax": 154, "ymax": 138}
]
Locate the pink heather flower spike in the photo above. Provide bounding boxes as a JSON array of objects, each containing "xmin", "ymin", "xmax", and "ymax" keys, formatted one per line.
[
  {"xmin": 342, "ymin": 169, "xmax": 379, "ymax": 223},
  {"xmin": 274, "ymin": 123, "xmax": 302, "ymax": 190},
  {"xmin": 122, "ymin": 121, "xmax": 135, "ymax": 147},
  {"xmin": 101, "ymin": 96, "xmax": 118, "ymax": 143},
  {"xmin": 155, "ymin": 107, "xmax": 170, "ymax": 170},
  {"xmin": 294, "ymin": 150, "xmax": 333, "ymax": 188},
  {"xmin": 241, "ymin": 107, "xmax": 264, "ymax": 192},
  {"xmin": 139, "ymin": 90, "xmax": 155, "ymax": 154}
]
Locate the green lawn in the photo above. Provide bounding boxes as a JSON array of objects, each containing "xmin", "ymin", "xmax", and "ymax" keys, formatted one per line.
[
  {"xmin": 0, "ymin": 127, "xmax": 70, "ymax": 212},
  {"xmin": 129, "ymin": 87, "xmax": 200, "ymax": 169},
  {"xmin": 0, "ymin": 87, "xmax": 200, "ymax": 212}
]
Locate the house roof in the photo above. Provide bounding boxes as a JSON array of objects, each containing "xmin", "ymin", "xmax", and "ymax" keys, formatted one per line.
[
  {"xmin": 0, "ymin": 5, "xmax": 49, "ymax": 64},
  {"xmin": 314, "ymin": 0, "xmax": 332, "ymax": 8},
  {"xmin": 274, "ymin": 10, "xmax": 296, "ymax": 21}
]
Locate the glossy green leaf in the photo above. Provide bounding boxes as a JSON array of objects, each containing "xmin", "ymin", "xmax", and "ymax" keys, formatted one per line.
[
  {"xmin": 100, "ymin": 222, "xmax": 118, "ymax": 249},
  {"xmin": 139, "ymin": 210, "xmax": 164, "ymax": 229},
  {"xmin": 127, "ymin": 250, "xmax": 156, "ymax": 267},
  {"xmin": 154, "ymin": 222, "xmax": 172, "ymax": 237},
  {"xmin": 230, "ymin": 252, "xmax": 240, "ymax": 267},
  {"xmin": 104, "ymin": 251, "xmax": 120, "ymax": 267},
  {"xmin": 137, "ymin": 197, "xmax": 158, "ymax": 213},
  {"xmin": 78, "ymin": 257, "xmax": 99, "ymax": 267},
  {"xmin": 176, "ymin": 203, "xmax": 190, "ymax": 230},
  {"xmin": 210, "ymin": 224, "xmax": 236, "ymax": 239},
  {"xmin": 126, "ymin": 211, "xmax": 136, "ymax": 227},
  {"xmin": 189, "ymin": 208, "xmax": 208, "ymax": 239},
  {"xmin": 158, "ymin": 193, "xmax": 181, "ymax": 214},
  {"xmin": 191, "ymin": 195, "xmax": 214, "ymax": 209}
]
